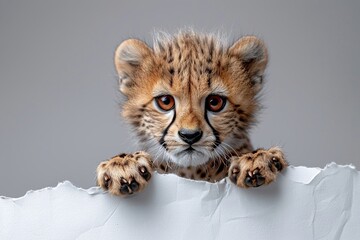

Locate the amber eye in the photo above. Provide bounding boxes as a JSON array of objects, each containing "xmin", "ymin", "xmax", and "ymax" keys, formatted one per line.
[
  {"xmin": 155, "ymin": 95, "xmax": 175, "ymax": 111},
  {"xmin": 206, "ymin": 95, "xmax": 226, "ymax": 112}
]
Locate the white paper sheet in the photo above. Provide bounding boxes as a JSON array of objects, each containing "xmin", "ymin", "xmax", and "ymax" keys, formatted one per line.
[{"xmin": 0, "ymin": 163, "xmax": 359, "ymax": 240}]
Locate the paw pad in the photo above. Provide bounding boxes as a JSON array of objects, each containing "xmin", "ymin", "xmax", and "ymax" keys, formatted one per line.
[
  {"xmin": 120, "ymin": 178, "xmax": 140, "ymax": 195},
  {"xmin": 244, "ymin": 169, "xmax": 265, "ymax": 187}
]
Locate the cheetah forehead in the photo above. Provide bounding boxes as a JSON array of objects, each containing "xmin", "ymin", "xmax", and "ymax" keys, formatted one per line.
[
  {"xmin": 150, "ymin": 31, "xmax": 238, "ymax": 98},
  {"xmin": 154, "ymin": 31, "xmax": 228, "ymax": 73}
]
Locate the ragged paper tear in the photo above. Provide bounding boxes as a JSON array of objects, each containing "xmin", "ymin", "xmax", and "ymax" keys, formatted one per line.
[{"xmin": 0, "ymin": 163, "xmax": 359, "ymax": 240}]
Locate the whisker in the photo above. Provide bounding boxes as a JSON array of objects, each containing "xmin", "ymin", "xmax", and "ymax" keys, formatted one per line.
[
  {"xmin": 211, "ymin": 142, "xmax": 226, "ymax": 168},
  {"xmin": 218, "ymin": 144, "xmax": 236, "ymax": 162},
  {"xmin": 221, "ymin": 142, "xmax": 240, "ymax": 158}
]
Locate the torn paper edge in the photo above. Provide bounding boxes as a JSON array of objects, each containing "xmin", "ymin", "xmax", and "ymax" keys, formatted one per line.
[{"xmin": 0, "ymin": 162, "xmax": 357, "ymax": 200}]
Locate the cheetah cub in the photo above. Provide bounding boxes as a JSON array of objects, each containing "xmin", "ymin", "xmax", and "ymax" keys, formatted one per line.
[{"xmin": 97, "ymin": 31, "xmax": 288, "ymax": 196}]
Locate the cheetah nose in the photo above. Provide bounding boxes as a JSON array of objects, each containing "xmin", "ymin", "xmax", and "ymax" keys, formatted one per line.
[{"xmin": 178, "ymin": 129, "xmax": 203, "ymax": 145}]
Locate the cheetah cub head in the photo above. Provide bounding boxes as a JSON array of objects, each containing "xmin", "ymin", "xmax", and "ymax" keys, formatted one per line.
[{"xmin": 115, "ymin": 31, "xmax": 268, "ymax": 167}]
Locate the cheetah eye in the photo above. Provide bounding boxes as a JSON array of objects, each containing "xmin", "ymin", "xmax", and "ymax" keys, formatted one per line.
[
  {"xmin": 205, "ymin": 95, "xmax": 226, "ymax": 112},
  {"xmin": 155, "ymin": 95, "xmax": 175, "ymax": 111}
]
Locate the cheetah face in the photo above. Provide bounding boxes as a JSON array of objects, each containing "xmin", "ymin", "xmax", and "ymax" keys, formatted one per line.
[
  {"xmin": 149, "ymin": 91, "xmax": 228, "ymax": 167},
  {"xmin": 114, "ymin": 31, "xmax": 267, "ymax": 167}
]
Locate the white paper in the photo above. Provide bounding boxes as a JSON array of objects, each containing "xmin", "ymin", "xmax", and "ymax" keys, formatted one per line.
[{"xmin": 0, "ymin": 163, "xmax": 359, "ymax": 240}]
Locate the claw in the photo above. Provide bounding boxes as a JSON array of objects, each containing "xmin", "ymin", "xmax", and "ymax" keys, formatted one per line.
[
  {"xmin": 271, "ymin": 157, "xmax": 283, "ymax": 171},
  {"xmin": 230, "ymin": 167, "xmax": 240, "ymax": 184},
  {"xmin": 120, "ymin": 178, "xmax": 128, "ymax": 184},
  {"xmin": 104, "ymin": 174, "xmax": 110, "ymax": 181},
  {"xmin": 138, "ymin": 166, "xmax": 151, "ymax": 181},
  {"xmin": 232, "ymin": 167, "xmax": 240, "ymax": 174},
  {"xmin": 139, "ymin": 166, "xmax": 146, "ymax": 173}
]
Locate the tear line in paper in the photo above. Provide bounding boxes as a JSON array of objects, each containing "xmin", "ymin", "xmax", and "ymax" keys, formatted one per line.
[{"xmin": 1, "ymin": 162, "xmax": 357, "ymax": 200}]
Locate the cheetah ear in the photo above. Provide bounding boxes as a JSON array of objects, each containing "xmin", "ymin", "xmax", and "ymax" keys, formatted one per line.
[
  {"xmin": 229, "ymin": 36, "xmax": 268, "ymax": 90},
  {"xmin": 114, "ymin": 39, "xmax": 153, "ymax": 95}
]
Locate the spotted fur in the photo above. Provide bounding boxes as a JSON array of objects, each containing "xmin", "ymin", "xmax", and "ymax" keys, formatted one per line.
[{"xmin": 96, "ymin": 30, "xmax": 287, "ymax": 196}]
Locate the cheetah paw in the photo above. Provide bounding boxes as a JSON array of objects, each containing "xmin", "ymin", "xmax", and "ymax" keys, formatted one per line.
[
  {"xmin": 96, "ymin": 151, "xmax": 153, "ymax": 196},
  {"xmin": 228, "ymin": 147, "xmax": 288, "ymax": 188}
]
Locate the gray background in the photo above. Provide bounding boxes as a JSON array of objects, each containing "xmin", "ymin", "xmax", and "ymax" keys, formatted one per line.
[{"xmin": 1, "ymin": 0, "xmax": 359, "ymax": 197}]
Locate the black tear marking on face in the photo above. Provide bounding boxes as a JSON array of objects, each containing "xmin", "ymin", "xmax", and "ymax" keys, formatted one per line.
[
  {"xmin": 204, "ymin": 111, "xmax": 221, "ymax": 150},
  {"xmin": 159, "ymin": 110, "xmax": 176, "ymax": 150}
]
